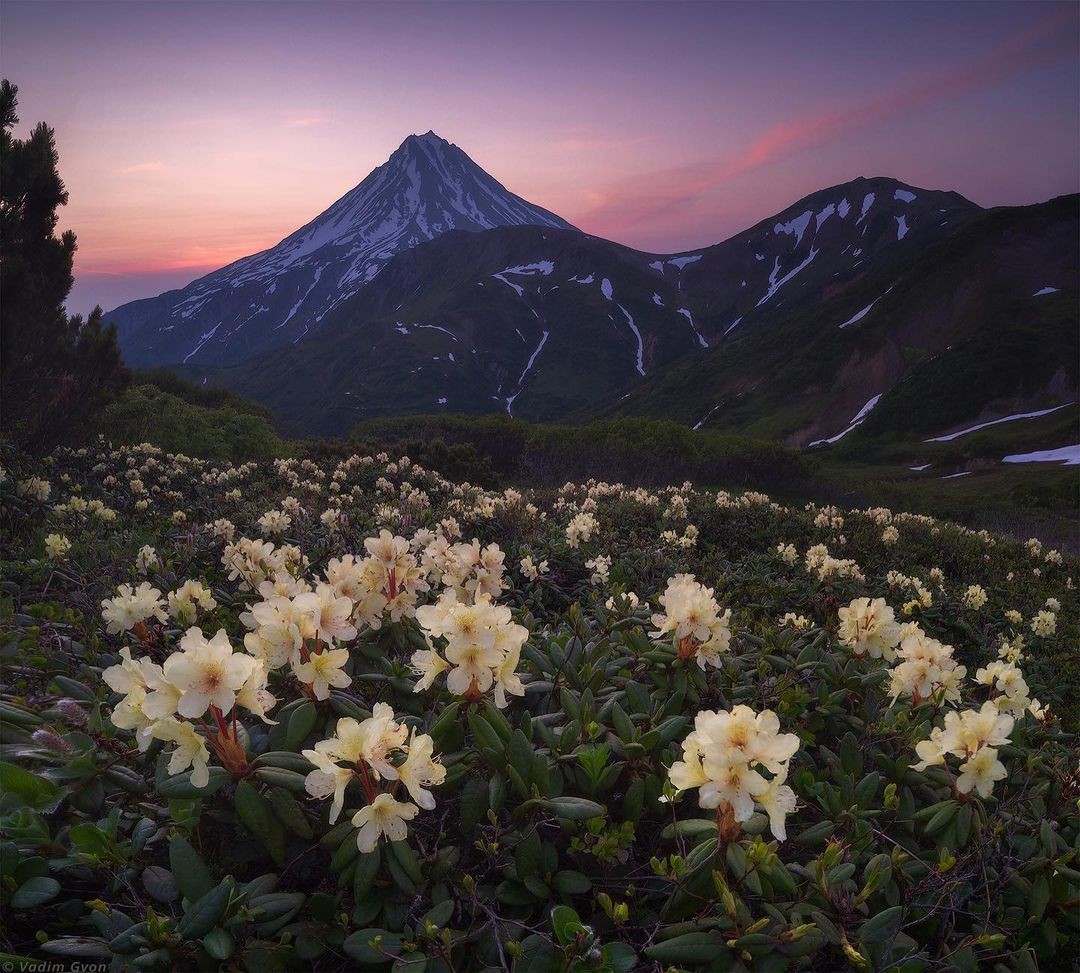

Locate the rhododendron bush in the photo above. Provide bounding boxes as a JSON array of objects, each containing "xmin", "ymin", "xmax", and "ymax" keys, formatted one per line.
[{"xmin": 0, "ymin": 442, "xmax": 1077, "ymax": 972}]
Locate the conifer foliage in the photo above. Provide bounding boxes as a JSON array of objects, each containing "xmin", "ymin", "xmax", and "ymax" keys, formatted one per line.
[{"xmin": 1, "ymin": 79, "xmax": 128, "ymax": 451}]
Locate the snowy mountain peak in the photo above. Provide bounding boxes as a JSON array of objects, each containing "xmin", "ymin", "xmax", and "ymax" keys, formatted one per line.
[{"xmin": 113, "ymin": 133, "xmax": 576, "ymax": 366}]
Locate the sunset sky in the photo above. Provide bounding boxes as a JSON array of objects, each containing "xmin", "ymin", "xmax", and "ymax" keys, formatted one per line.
[{"xmin": 2, "ymin": 0, "xmax": 1078, "ymax": 314}]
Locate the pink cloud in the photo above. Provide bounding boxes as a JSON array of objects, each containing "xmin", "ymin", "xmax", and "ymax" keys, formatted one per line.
[{"xmin": 578, "ymin": 8, "xmax": 1077, "ymax": 236}]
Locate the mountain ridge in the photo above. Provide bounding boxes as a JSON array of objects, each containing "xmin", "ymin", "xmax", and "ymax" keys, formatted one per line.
[
  {"xmin": 110, "ymin": 131, "xmax": 575, "ymax": 366},
  {"xmin": 171, "ymin": 174, "xmax": 989, "ymax": 434}
]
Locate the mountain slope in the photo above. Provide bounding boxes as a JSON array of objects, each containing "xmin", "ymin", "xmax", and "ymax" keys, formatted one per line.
[
  {"xmin": 109, "ymin": 132, "xmax": 575, "ymax": 367},
  {"xmin": 179, "ymin": 176, "xmax": 977, "ymax": 434},
  {"xmin": 580, "ymin": 194, "xmax": 1079, "ymax": 457}
]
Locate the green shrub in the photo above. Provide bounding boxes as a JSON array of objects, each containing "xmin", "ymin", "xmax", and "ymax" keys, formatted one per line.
[
  {"xmin": 97, "ymin": 384, "xmax": 290, "ymax": 460},
  {"xmin": 348, "ymin": 415, "xmax": 814, "ymax": 491},
  {"xmin": 0, "ymin": 443, "xmax": 1076, "ymax": 970}
]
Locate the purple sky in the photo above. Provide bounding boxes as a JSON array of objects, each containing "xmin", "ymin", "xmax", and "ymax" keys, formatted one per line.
[{"xmin": 2, "ymin": 0, "xmax": 1077, "ymax": 313}]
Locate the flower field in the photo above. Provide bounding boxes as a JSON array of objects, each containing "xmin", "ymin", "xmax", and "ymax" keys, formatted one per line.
[{"xmin": 1, "ymin": 442, "xmax": 1077, "ymax": 972}]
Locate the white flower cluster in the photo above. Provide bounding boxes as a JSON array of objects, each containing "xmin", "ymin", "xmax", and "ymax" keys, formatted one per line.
[
  {"xmin": 565, "ymin": 511, "xmax": 598, "ymax": 548},
  {"xmin": 103, "ymin": 628, "xmax": 276, "ymax": 786},
  {"xmin": 668, "ymin": 705, "xmax": 800, "ymax": 840},
  {"xmin": 519, "ymin": 555, "xmax": 549, "ymax": 581},
  {"xmin": 304, "ymin": 704, "xmax": 445, "ymax": 850},
  {"xmin": 887, "ymin": 626, "xmax": 965, "ymax": 704},
  {"xmin": 776, "ymin": 543, "xmax": 799, "ymax": 566},
  {"xmin": 837, "ymin": 597, "xmax": 902, "ymax": 661},
  {"xmin": 805, "ymin": 544, "xmax": 865, "ymax": 583},
  {"xmin": 413, "ymin": 592, "xmax": 527, "ymax": 708},
  {"xmin": 586, "ymin": 555, "xmax": 611, "ymax": 585},
  {"xmin": 420, "ymin": 536, "xmax": 506, "ymax": 601},
  {"xmin": 962, "ymin": 584, "xmax": 988, "ymax": 611},
  {"xmin": 911, "ymin": 701, "xmax": 1013, "ymax": 798},
  {"xmin": 780, "ymin": 612, "xmax": 811, "ymax": 632},
  {"xmin": 222, "ymin": 538, "xmax": 307, "ymax": 592},
  {"xmin": 101, "ymin": 582, "xmax": 168, "ymax": 635},
  {"xmin": 651, "ymin": 574, "xmax": 732, "ymax": 670},
  {"xmin": 44, "ymin": 533, "xmax": 72, "ymax": 560},
  {"xmin": 167, "ymin": 579, "xmax": 217, "ymax": 626},
  {"xmin": 974, "ymin": 659, "xmax": 1044, "ymax": 716}
]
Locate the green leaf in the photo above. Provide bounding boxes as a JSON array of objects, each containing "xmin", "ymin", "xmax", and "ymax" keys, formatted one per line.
[
  {"xmin": 156, "ymin": 766, "xmax": 229, "ymax": 799},
  {"xmin": 622, "ymin": 778, "xmax": 645, "ymax": 823},
  {"xmin": 551, "ymin": 905, "xmax": 586, "ymax": 946},
  {"xmin": 169, "ymin": 836, "xmax": 214, "ymax": 901},
  {"xmin": 661, "ymin": 818, "xmax": 718, "ymax": 840},
  {"xmin": 37, "ymin": 938, "xmax": 113, "ymax": 958},
  {"xmin": 353, "ymin": 848, "xmax": 381, "ymax": 900},
  {"xmin": 1029, "ymin": 875, "xmax": 1050, "ymax": 923},
  {"xmin": 604, "ymin": 942, "xmax": 637, "ymax": 973},
  {"xmin": 854, "ymin": 772, "xmax": 881, "ymax": 806},
  {"xmin": 480, "ymin": 700, "xmax": 513, "ymax": 744},
  {"xmin": 285, "ymin": 700, "xmax": 317, "ymax": 750},
  {"xmin": 516, "ymin": 935, "xmax": 557, "ymax": 972},
  {"xmin": 234, "ymin": 780, "xmax": 286, "ymax": 863},
  {"xmin": 611, "ymin": 702, "xmax": 634, "ymax": 741},
  {"xmin": 0, "ymin": 761, "xmax": 58, "ymax": 810},
  {"xmin": 141, "ymin": 866, "xmax": 179, "ymax": 903},
  {"xmin": 254, "ymin": 766, "xmax": 308, "ymax": 793},
  {"xmin": 552, "ymin": 870, "xmax": 591, "ymax": 894},
  {"xmin": 924, "ymin": 801, "xmax": 959, "ymax": 836},
  {"xmin": 793, "ymin": 820, "xmax": 834, "ymax": 845},
  {"xmin": 860, "ymin": 905, "xmax": 904, "ymax": 944},
  {"xmin": 527, "ymin": 796, "xmax": 604, "ymax": 821},
  {"xmin": 422, "ymin": 899, "xmax": 454, "ymax": 928},
  {"xmin": 254, "ymin": 750, "xmax": 316, "ymax": 773},
  {"xmin": 645, "ymin": 932, "xmax": 729, "ymax": 964},
  {"xmin": 177, "ymin": 881, "xmax": 231, "ymax": 939},
  {"xmin": 508, "ymin": 729, "xmax": 534, "ymax": 784},
  {"xmin": 203, "ymin": 927, "xmax": 235, "ymax": 961},
  {"xmin": 427, "ymin": 701, "xmax": 461, "ymax": 746},
  {"xmin": 11, "ymin": 876, "xmax": 61, "ymax": 908},
  {"xmin": 467, "ymin": 712, "xmax": 505, "ymax": 756},
  {"xmin": 53, "ymin": 675, "xmax": 97, "ymax": 702},
  {"xmin": 268, "ymin": 786, "xmax": 314, "ymax": 838},
  {"xmin": 342, "ymin": 928, "xmax": 403, "ymax": 964},
  {"xmin": 389, "ymin": 840, "xmax": 423, "ymax": 886},
  {"xmin": 458, "ymin": 777, "xmax": 488, "ymax": 832},
  {"xmin": 516, "ymin": 828, "xmax": 543, "ymax": 879}
]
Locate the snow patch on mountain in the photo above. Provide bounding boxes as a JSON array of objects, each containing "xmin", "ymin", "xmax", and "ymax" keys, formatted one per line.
[
  {"xmin": 774, "ymin": 211, "xmax": 813, "ymax": 246},
  {"xmin": 815, "ymin": 204, "xmax": 835, "ymax": 231},
  {"xmin": 618, "ymin": 305, "xmax": 645, "ymax": 375},
  {"xmin": 923, "ymin": 403, "xmax": 1074, "ymax": 442},
  {"xmin": 677, "ymin": 308, "xmax": 709, "ymax": 348},
  {"xmin": 808, "ymin": 393, "xmax": 882, "ymax": 447},
  {"xmin": 184, "ymin": 325, "xmax": 221, "ymax": 364},
  {"xmin": 757, "ymin": 248, "xmax": 818, "ymax": 307},
  {"xmin": 838, "ymin": 287, "xmax": 893, "ymax": 329},
  {"xmin": 492, "ymin": 262, "xmax": 554, "ymax": 296},
  {"xmin": 1002, "ymin": 444, "xmax": 1080, "ymax": 466}
]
